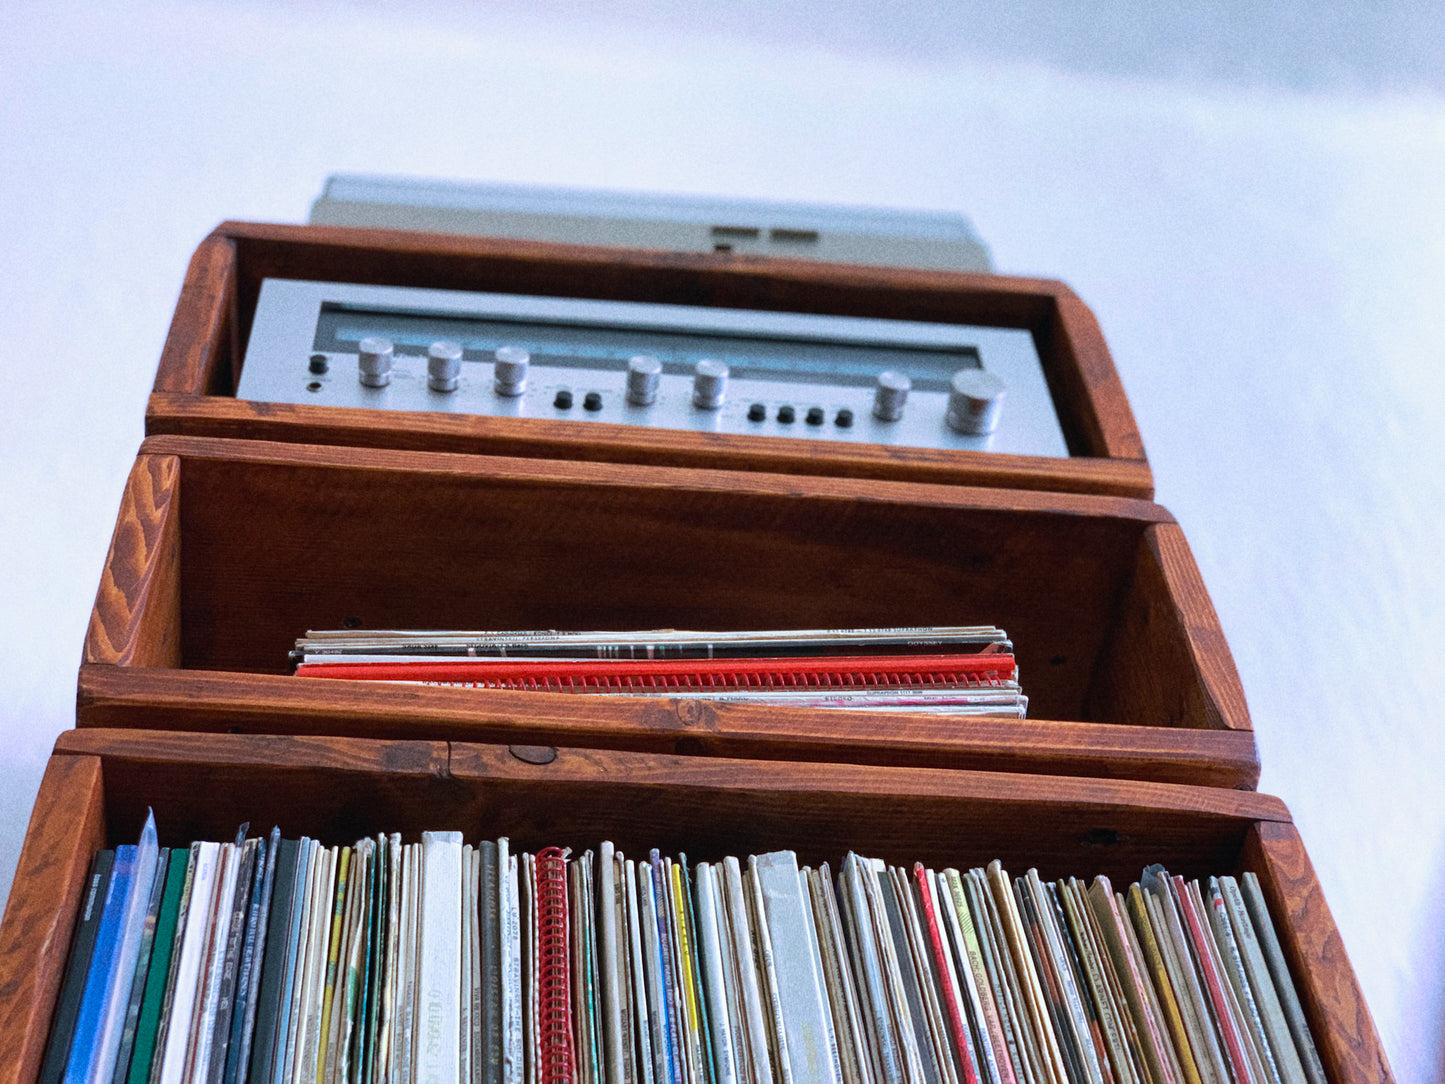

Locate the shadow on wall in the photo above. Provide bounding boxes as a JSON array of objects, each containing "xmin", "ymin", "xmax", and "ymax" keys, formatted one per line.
[
  {"xmin": 1425, "ymin": 838, "xmax": 1445, "ymax": 1084},
  {"xmin": 395, "ymin": 0, "xmax": 1445, "ymax": 95},
  {"xmin": 790, "ymin": 0, "xmax": 1445, "ymax": 94}
]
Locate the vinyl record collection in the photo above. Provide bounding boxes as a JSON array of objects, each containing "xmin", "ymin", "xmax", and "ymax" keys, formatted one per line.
[
  {"xmin": 43, "ymin": 815, "xmax": 1325, "ymax": 1084},
  {"xmin": 291, "ymin": 627, "xmax": 1026, "ymax": 718}
]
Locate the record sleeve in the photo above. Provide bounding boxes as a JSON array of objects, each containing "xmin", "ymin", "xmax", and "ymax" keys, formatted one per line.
[
  {"xmin": 752, "ymin": 852, "xmax": 842, "ymax": 1084},
  {"xmin": 1215, "ymin": 878, "xmax": 1306, "ymax": 1084},
  {"xmin": 112, "ymin": 845, "xmax": 171, "ymax": 1084},
  {"xmin": 40, "ymin": 850, "xmax": 116, "ymax": 1084},
  {"xmin": 247, "ymin": 839, "xmax": 300, "ymax": 1084},
  {"xmin": 1238, "ymin": 877, "xmax": 1325, "ymax": 1084},
  {"xmin": 130, "ymin": 848, "xmax": 190, "ymax": 1084},
  {"xmin": 157, "ymin": 841, "xmax": 220, "ymax": 1084}
]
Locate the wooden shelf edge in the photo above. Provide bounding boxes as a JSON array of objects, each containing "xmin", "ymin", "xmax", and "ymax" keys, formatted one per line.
[
  {"xmin": 144, "ymin": 394, "xmax": 1156, "ymax": 499},
  {"xmin": 75, "ymin": 664, "xmax": 1262, "ymax": 790},
  {"xmin": 54, "ymin": 728, "xmax": 1288, "ymax": 825},
  {"xmin": 1147, "ymin": 522, "xmax": 1254, "ymax": 732},
  {"xmin": 0, "ymin": 755, "xmax": 106, "ymax": 1084},
  {"xmin": 134, "ymin": 431, "xmax": 1167, "ymax": 521},
  {"xmin": 53, "ymin": 725, "xmax": 451, "ymax": 779},
  {"xmin": 1048, "ymin": 289, "xmax": 1147, "ymax": 463},
  {"xmin": 208, "ymin": 220, "xmax": 1075, "ymax": 309},
  {"xmin": 82, "ymin": 455, "xmax": 182, "ymax": 668},
  {"xmin": 152, "ymin": 234, "xmax": 235, "ymax": 395}
]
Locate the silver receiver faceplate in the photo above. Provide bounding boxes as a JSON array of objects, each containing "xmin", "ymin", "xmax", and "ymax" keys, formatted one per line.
[{"xmin": 236, "ymin": 279, "xmax": 1068, "ymax": 457}]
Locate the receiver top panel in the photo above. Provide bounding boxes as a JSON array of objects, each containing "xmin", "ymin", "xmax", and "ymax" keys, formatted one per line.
[{"xmin": 310, "ymin": 175, "xmax": 994, "ymax": 272}]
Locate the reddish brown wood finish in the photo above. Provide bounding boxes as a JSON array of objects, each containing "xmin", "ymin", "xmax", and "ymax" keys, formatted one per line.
[
  {"xmin": 142, "ymin": 222, "xmax": 1151, "ymax": 498},
  {"xmin": 1084, "ymin": 523, "xmax": 1249, "ymax": 731},
  {"xmin": 84, "ymin": 454, "xmax": 181, "ymax": 668},
  {"xmin": 73, "ymin": 666, "xmax": 1261, "ymax": 788},
  {"xmin": 0, "ymin": 732, "xmax": 1390, "ymax": 1084},
  {"xmin": 0, "ymin": 755, "xmax": 106, "ymax": 1084},
  {"xmin": 77, "ymin": 435, "xmax": 1256, "ymax": 788},
  {"xmin": 152, "ymin": 235, "xmax": 237, "ymax": 397}
]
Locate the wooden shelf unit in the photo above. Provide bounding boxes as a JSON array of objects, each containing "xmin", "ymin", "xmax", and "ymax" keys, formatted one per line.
[
  {"xmin": 16, "ymin": 221, "xmax": 1392, "ymax": 1084},
  {"xmin": 144, "ymin": 221, "xmax": 1151, "ymax": 499},
  {"xmin": 79, "ymin": 435, "xmax": 1256, "ymax": 788},
  {"xmin": 0, "ymin": 729, "xmax": 1390, "ymax": 1084}
]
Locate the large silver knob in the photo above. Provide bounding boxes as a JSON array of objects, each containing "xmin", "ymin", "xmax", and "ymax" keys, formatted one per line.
[
  {"xmin": 493, "ymin": 346, "xmax": 529, "ymax": 397},
  {"xmin": 357, "ymin": 337, "xmax": 393, "ymax": 387},
  {"xmin": 427, "ymin": 340, "xmax": 463, "ymax": 392},
  {"xmin": 692, "ymin": 359, "xmax": 728, "ymax": 410},
  {"xmin": 872, "ymin": 370, "xmax": 911, "ymax": 421},
  {"xmin": 946, "ymin": 369, "xmax": 1006, "ymax": 434},
  {"xmin": 627, "ymin": 355, "xmax": 662, "ymax": 406}
]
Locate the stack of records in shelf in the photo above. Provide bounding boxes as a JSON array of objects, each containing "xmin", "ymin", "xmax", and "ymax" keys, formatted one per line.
[
  {"xmin": 43, "ymin": 815, "xmax": 1326, "ymax": 1084},
  {"xmin": 291, "ymin": 626, "xmax": 1027, "ymax": 718}
]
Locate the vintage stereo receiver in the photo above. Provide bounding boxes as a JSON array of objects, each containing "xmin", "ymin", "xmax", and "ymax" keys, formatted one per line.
[
  {"xmin": 235, "ymin": 278, "xmax": 1068, "ymax": 458},
  {"xmin": 146, "ymin": 185, "xmax": 1149, "ymax": 496}
]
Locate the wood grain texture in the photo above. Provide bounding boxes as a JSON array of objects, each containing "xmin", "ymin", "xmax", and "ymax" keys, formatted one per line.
[
  {"xmin": 439, "ymin": 745, "xmax": 1265, "ymax": 884},
  {"xmin": 52, "ymin": 727, "xmax": 1285, "ymax": 883},
  {"xmin": 144, "ymin": 393, "xmax": 1156, "ymax": 499},
  {"xmin": 54, "ymin": 730, "xmax": 451, "ymax": 857},
  {"xmin": 77, "ymin": 434, "xmax": 1256, "ymax": 786},
  {"xmin": 82, "ymin": 454, "xmax": 181, "ymax": 667},
  {"xmin": 74, "ymin": 663, "xmax": 1263, "ymax": 788},
  {"xmin": 441, "ymin": 741, "xmax": 1275, "ymax": 880},
  {"xmin": 0, "ymin": 755, "xmax": 105, "ymax": 1084},
  {"xmin": 136, "ymin": 433, "xmax": 1164, "ymax": 519},
  {"xmin": 1148, "ymin": 523, "xmax": 1252, "ymax": 730},
  {"xmin": 151, "ymin": 235, "xmax": 235, "ymax": 395},
  {"xmin": 141, "ymin": 222, "xmax": 1153, "ymax": 498},
  {"xmin": 1083, "ymin": 522, "xmax": 1254, "ymax": 736},
  {"xmin": 1041, "ymin": 289, "xmax": 1147, "ymax": 462},
  {"xmin": 1243, "ymin": 820, "xmax": 1395, "ymax": 1083}
]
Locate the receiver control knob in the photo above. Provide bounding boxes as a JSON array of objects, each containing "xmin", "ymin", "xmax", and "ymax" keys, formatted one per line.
[
  {"xmin": 692, "ymin": 359, "xmax": 728, "ymax": 410},
  {"xmin": 427, "ymin": 340, "xmax": 463, "ymax": 392},
  {"xmin": 357, "ymin": 337, "xmax": 394, "ymax": 387},
  {"xmin": 493, "ymin": 346, "xmax": 529, "ymax": 396},
  {"xmin": 626, "ymin": 355, "xmax": 662, "ymax": 406},
  {"xmin": 946, "ymin": 369, "xmax": 1006, "ymax": 435},
  {"xmin": 872, "ymin": 371, "xmax": 911, "ymax": 421}
]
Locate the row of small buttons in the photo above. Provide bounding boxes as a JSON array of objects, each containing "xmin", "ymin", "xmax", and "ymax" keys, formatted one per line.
[
  {"xmin": 550, "ymin": 392, "xmax": 855, "ymax": 428},
  {"xmin": 747, "ymin": 403, "xmax": 854, "ymax": 428}
]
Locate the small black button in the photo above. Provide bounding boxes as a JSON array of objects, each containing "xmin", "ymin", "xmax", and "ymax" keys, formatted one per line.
[
  {"xmin": 748, "ymin": 402, "xmax": 766, "ymax": 422},
  {"xmin": 805, "ymin": 406, "xmax": 825, "ymax": 425},
  {"xmin": 583, "ymin": 391, "xmax": 604, "ymax": 411},
  {"xmin": 554, "ymin": 389, "xmax": 573, "ymax": 409},
  {"xmin": 777, "ymin": 405, "xmax": 796, "ymax": 424},
  {"xmin": 308, "ymin": 354, "xmax": 329, "ymax": 374},
  {"xmin": 835, "ymin": 408, "xmax": 854, "ymax": 428}
]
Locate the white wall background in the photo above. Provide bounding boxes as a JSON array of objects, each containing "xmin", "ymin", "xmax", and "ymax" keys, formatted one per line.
[{"xmin": 2, "ymin": 2, "xmax": 1442, "ymax": 1078}]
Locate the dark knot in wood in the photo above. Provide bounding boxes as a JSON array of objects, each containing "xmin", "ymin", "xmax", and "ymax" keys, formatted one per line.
[{"xmin": 508, "ymin": 744, "xmax": 558, "ymax": 765}]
